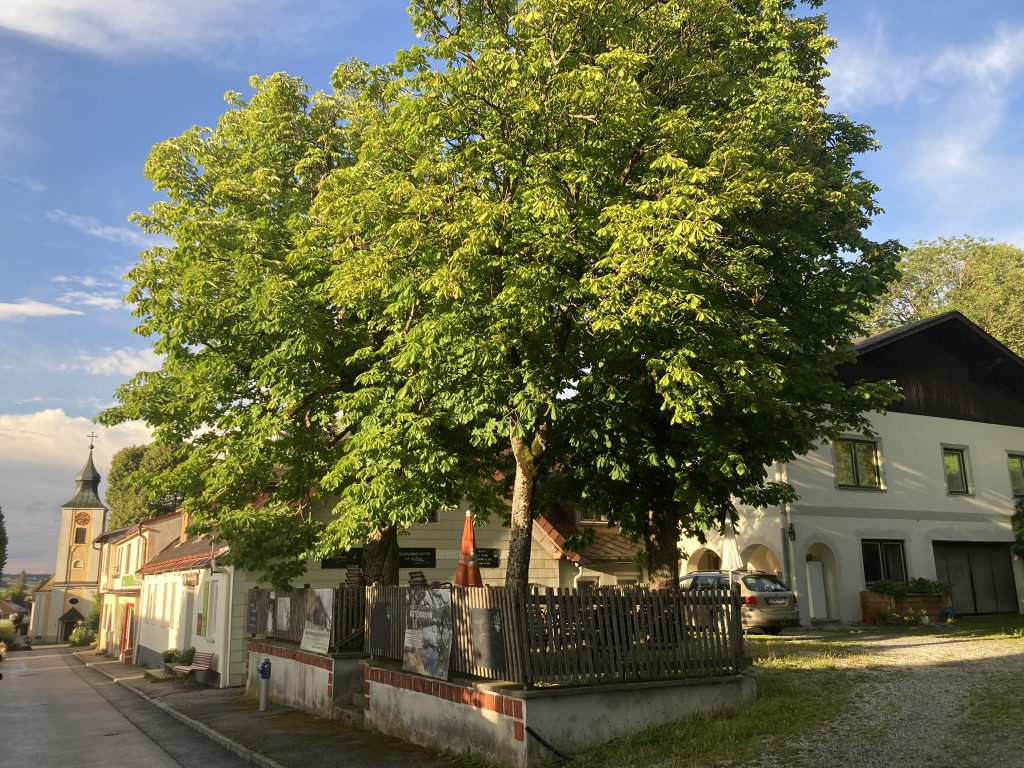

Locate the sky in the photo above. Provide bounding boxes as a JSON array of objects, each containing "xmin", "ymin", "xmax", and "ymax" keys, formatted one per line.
[{"xmin": 2, "ymin": 0, "xmax": 1024, "ymax": 572}]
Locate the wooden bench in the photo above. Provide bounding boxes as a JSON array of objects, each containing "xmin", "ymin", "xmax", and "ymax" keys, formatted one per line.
[{"xmin": 173, "ymin": 651, "xmax": 214, "ymax": 677}]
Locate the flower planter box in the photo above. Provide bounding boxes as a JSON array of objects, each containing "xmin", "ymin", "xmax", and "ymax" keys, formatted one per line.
[{"xmin": 860, "ymin": 592, "xmax": 951, "ymax": 624}]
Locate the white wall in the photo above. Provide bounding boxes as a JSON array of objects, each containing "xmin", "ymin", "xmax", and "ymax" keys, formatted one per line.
[{"xmin": 682, "ymin": 411, "xmax": 1024, "ymax": 623}]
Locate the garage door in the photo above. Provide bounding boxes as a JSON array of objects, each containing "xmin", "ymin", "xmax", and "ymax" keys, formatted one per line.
[{"xmin": 933, "ymin": 542, "xmax": 1017, "ymax": 615}]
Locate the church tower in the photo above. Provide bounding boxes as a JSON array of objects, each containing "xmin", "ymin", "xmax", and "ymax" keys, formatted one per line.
[{"xmin": 29, "ymin": 438, "xmax": 107, "ymax": 642}]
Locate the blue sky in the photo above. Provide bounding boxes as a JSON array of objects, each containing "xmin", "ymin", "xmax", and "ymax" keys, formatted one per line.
[{"xmin": 2, "ymin": 0, "xmax": 1024, "ymax": 571}]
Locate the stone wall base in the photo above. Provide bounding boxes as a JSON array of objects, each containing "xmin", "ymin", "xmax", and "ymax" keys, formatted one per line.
[{"xmin": 364, "ymin": 663, "xmax": 756, "ymax": 767}]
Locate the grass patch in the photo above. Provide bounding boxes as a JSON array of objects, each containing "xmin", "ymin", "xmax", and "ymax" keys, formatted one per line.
[{"xmin": 567, "ymin": 662, "xmax": 855, "ymax": 768}]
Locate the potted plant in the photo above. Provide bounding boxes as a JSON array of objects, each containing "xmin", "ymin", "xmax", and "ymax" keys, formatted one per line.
[{"xmin": 860, "ymin": 578, "xmax": 951, "ymax": 624}]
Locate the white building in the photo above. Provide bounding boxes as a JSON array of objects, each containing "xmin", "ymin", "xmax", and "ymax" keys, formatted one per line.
[{"xmin": 684, "ymin": 312, "xmax": 1024, "ymax": 623}]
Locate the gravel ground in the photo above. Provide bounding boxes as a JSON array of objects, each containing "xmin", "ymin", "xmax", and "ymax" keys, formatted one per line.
[{"xmin": 736, "ymin": 632, "xmax": 1024, "ymax": 768}]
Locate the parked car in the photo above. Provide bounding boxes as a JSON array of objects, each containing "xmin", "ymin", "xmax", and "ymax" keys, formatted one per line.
[{"xmin": 679, "ymin": 570, "xmax": 799, "ymax": 635}]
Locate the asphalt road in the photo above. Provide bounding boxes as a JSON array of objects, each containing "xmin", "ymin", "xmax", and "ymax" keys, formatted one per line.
[{"xmin": 0, "ymin": 647, "xmax": 252, "ymax": 768}]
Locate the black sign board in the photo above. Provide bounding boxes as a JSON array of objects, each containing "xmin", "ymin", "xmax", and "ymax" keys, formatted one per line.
[
  {"xmin": 399, "ymin": 548, "xmax": 436, "ymax": 568},
  {"xmin": 247, "ymin": 593, "xmax": 259, "ymax": 635},
  {"xmin": 469, "ymin": 607, "xmax": 506, "ymax": 675},
  {"xmin": 369, "ymin": 600, "xmax": 393, "ymax": 651},
  {"xmin": 321, "ymin": 549, "xmax": 363, "ymax": 569},
  {"xmin": 475, "ymin": 548, "xmax": 500, "ymax": 569}
]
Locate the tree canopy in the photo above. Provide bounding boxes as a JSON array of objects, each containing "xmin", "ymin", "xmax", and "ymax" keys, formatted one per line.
[
  {"xmin": 105, "ymin": 443, "xmax": 186, "ymax": 529},
  {"xmin": 868, "ymin": 235, "xmax": 1024, "ymax": 355},
  {"xmin": 103, "ymin": 0, "xmax": 898, "ymax": 589}
]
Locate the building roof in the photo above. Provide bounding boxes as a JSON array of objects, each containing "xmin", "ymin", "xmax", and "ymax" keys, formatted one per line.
[
  {"xmin": 136, "ymin": 535, "xmax": 228, "ymax": 576},
  {"xmin": 535, "ymin": 506, "xmax": 642, "ymax": 566},
  {"xmin": 0, "ymin": 599, "xmax": 28, "ymax": 615},
  {"xmin": 843, "ymin": 310, "xmax": 1024, "ymax": 427},
  {"xmin": 62, "ymin": 448, "xmax": 105, "ymax": 509}
]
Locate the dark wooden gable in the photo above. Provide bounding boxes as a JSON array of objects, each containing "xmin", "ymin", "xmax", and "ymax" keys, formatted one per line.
[{"xmin": 839, "ymin": 312, "xmax": 1024, "ymax": 428}]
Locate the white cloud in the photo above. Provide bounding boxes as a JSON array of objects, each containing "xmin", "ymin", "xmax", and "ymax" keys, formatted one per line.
[
  {"xmin": 53, "ymin": 275, "xmax": 117, "ymax": 288},
  {"xmin": 68, "ymin": 347, "xmax": 160, "ymax": 377},
  {"xmin": 0, "ymin": 299, "xmax": 83, "ymax": 320},
  {"xmin": 0, "ymin": 0, "xmax": 368, "ymax": 60},
  {"xmin": 58, "ymin": 290, "xmax": 125, "ymax": 312},
  {"xmin": 46, "ymin": 209, "xmax": 165, "ymax": 248},
  {"xmin": 0, "ymin": 409, "xmax": 151, "ymax": 571},
  {"xmin": 827, "ymin": 16, "xmax": 923, "ymax": 111},
  {"xmin": 829, "ymin": 22, "xmax": 1024, "ymax": 195},
  {"xmin": 0, "ymin": 173, "xmax": 46, "ymax": 192}
]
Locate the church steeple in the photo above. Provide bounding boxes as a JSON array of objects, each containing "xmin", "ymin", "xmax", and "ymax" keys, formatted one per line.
[{"xmin": 62, "ymin": 436, "xmax": 105, "ymax": 509}]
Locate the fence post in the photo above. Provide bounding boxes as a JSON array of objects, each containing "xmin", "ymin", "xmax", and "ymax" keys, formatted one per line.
[{"xmin": 729, "ymin": 583, "xmax": 745, "ymax": 672}]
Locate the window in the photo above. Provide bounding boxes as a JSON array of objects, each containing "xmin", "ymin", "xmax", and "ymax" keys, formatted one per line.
[
  {"xmin": 942, "ymin": 447, "xmax": 970, "ymax": 494},
  {"xmin": 1009, "ymin": 454, "xmax": 1024, "ymax": 498},
  {"xmin": 74, "ymin": 527, "xmax": 87, "ymax": 544},
  {"xmin": 579, "ymin": 508, "xmax": 609, "ymax": 523},
  {"xmin": 833, "ymin": 438, "xmax": 881, "ymax": 489},
  {"xmin": 861, "ymin": 539, "xmax": 907, "ymax": 584}
]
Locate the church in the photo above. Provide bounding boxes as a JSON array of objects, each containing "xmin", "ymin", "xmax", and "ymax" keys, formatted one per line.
[{"xmin": 29, "ymin": 442, "xmax": 106, "ymax": 642}]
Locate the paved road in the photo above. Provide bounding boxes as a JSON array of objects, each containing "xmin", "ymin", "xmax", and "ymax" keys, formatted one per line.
[{"xmin": 1, "ymin": 647, "xmax": 252, "ymax": 768}]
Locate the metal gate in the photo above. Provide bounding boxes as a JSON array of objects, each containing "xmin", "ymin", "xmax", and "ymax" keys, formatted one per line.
[{"xmin": 933, "ymin": 541, "xmax": 1017, "ymax": 615}]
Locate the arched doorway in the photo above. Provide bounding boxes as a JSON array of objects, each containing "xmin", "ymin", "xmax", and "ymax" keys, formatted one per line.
[
  {"xmin": 685, "ymin": 547, "xmax": 721, "ymax": 573},
  {"xmin": 740, "ymin": 544, "xmax": 782, "ymax": 575},
  {"xmin": 805, "ymin": 542, "xmax": 838, "ymax": 620}
]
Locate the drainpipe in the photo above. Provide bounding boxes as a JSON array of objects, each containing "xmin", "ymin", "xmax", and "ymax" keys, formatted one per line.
[
  {"xmin": 572, "ymin": 561, "xmax": 584, "ymax": 588},
  {"xmin": 775, "ymin": 462, "xmax": 796, "ymax": 586}
]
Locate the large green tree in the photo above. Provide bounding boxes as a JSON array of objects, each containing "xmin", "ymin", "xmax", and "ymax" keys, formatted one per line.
[
  {"xmin": 105, "ymin": 443, "xmax": 185, "ymax": 529},
  {"xmin": 101, "ymin": 73, "xmax": 491, "ymax": 586},
  {"xmin": 322, "ymin": 0, "xmax": 899, "ymax": 587},
  {"xmin": 868, "ymin": 235, "xmax": 1024, "ymax": 355}
]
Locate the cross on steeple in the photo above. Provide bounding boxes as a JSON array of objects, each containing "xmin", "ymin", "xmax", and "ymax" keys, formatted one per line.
[{"xmin": 87, "ymin": 432, "xmax": 98, "ymax": 450}]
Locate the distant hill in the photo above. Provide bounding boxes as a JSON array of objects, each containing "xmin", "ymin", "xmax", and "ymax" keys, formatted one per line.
[{"xmin": 0, "ymin": 573, "xmax": 51, "ymax": 591}]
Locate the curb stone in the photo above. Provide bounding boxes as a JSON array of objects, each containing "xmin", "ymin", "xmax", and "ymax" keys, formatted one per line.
[{"xmin": 72, "ymin": 650, "xmax": 287, "ymax": 768}]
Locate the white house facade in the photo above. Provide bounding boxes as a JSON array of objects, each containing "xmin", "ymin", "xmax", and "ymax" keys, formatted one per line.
[{"xmin": 683, "ymin": 312, "xmax": 1024, "ymax": 624}]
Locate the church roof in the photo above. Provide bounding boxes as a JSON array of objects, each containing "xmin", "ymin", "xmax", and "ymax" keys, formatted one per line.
[{"xmin": 62, "ymin": 448, "xmax": 106, "ymax": 509}]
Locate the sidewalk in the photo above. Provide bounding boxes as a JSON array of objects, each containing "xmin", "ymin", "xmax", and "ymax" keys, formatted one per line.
[{"xmin": 72, "ymin": 649, "xmax": 464, "ymax": 768}]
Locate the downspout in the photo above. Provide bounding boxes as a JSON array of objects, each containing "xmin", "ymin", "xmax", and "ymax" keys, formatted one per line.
[
  {"xmin": 572, "ymin": 561, "xmax": 584, "ymax": 588},
  {"xmin": 775, "ymin": 462, "xmax": 796, "ymax": 586}
]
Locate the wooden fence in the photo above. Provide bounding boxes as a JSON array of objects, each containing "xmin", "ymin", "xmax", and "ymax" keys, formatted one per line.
[
  {"xmin": 365, "ymin": 584, "xmax": 744, "ymax": 687},
  {"xmin": 249, "ymin": 584, "xmax": 744, "ymax": 686},
  {"xmin": 247, "ymin": 587, "xmax": 366, "ymax": 651}
]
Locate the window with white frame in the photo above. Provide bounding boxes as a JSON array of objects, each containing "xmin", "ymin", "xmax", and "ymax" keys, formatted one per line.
[
  {"xmin": 942, "ymin": 446, "xmax": 971, "ymax": 495},
  {"xmin": 1008, "ymin": 454, "xmax": 1024, "ymax": 498},
  {"xmin": 832, "ymin": 438, "xmax": 882, "ymax": 489}
]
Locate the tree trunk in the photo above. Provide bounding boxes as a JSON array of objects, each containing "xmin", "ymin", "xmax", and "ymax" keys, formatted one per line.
[
  {"xmin": 362, "ymin": 524, "xmax": 399, "ymax": 585},
  {"xmin": 645, "ymin": 501, "xmax": 681, "ymax": 589},
  {"xmin": 505, "ymin": 433, "xmax": 541, "ymax": 592}
]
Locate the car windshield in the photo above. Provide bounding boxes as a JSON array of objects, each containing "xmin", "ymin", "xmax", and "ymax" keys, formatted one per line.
[{"xmin": 742, "ymin": 575, "xmax": 791, "ymax": 592}]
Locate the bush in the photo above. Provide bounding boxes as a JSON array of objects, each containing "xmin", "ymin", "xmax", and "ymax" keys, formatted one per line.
[
  {"xmin": 0, "ymin": 620, "xmax": 15, "ymax": 643},
  {"xmin": 162, "ymin": 648, "xmax": 179, "ymax": 663},
  {"xmin": 869, "ymin": 578, "xmax": 950, "ymax": 597},
  {"xmin": 178, "ymin": 647, "xmax": 196, "ymax": 665},
  {"xmin": 69, "ymin": 626, "xmax": 96, "ymax": 646}
]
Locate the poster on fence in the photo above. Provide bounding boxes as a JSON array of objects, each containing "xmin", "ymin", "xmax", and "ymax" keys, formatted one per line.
[
  {"xmin": 402, "ymin": 587, "xmax": 453, "ymax": 680},
  {"xmin": 276, "ymin": 595, "xmax": 291, "ymax": 633},
  {"xmin": 300, "ymin": 588, "xmax": 334, "ymax": 653},
  {"xmin": 470, "ymin": 608, "xmax": 506, "ymax": 675}
]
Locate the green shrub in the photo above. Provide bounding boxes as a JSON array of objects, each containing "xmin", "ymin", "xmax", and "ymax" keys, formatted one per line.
[
  {"xmin": 906, "ymin": 577, "xmax": 951, "ymax": 596},
  {"xmin": 162, "ymin": 648, "xmax": 180, "ymax": 663},
  {"xmin": 69, "ymin": 626, "xmax": 96, "ymax": 646},
  {"xmin": 179, "ymin": 647, "xmax": 196, "ymax": 665},
  {"xmin": 0, "ymin": 620, "xmax": 15, "ymax": 642},
  {"xmin": 869, "ymin": 578, "xmax": 950, "ymax": 597}
]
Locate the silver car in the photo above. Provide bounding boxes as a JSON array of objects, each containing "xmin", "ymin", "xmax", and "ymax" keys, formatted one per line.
[{"xmin": 679, "ymin": 570, "xmax": 799, "ymax": 635}]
